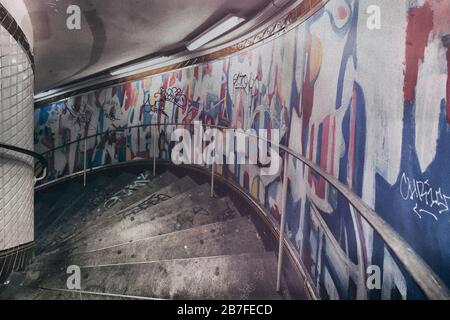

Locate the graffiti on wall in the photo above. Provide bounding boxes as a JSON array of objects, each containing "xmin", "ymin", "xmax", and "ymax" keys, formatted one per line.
[{"xmin": 35, "ymin": 0, "xmax": 450, "ymax": 299}]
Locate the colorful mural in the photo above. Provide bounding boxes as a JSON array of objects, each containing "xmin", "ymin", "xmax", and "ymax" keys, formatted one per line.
[{"xmin": 34, "ymin": 0, "xmax": 450, "ymax": 299}]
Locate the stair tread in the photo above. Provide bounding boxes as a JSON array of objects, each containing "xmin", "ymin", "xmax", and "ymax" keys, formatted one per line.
[
  {"xmin": 42, "ymin": 185, "xmax": 238, "ymax": 255},
  {"xmin": 9, "ymin": 252, "xmax": 282, "ymax": 300},
  {"xmin": 8, "ymin": 170, "xmax": 291, "ymax": 300},
  {"xmin": 76, "ymin": 182, "xmax": 220, "ymax": 242},
  {"xmin": 118, "ymin": 175, "xmax": 200, "ymax": 216},
  {"xmin": 0, "ymin": 284, "xmax": 78, "ymax": 300},
  {"xmin": 64, "ymin": 175, "xmax": 200, "ymax": 239},
  {"xmin": 101, "ymin": 171, "xmax": 179, "ymax": 213},
  {"xmin": 27, "ymin": 216, "xmax": 265, "ymax": 270},
  {"xmin": 36, "ymin": 173, "xmax": 138, "ymax": 252},
  {"xmin": 37, "ymin": 171, "xmax": 180, "ymax": 253},
  {"xmin": 0, "ymin": 284, "xmax": 142, "ymax": 300},
  {"xmin": 35, "ymin": 180, "xmax": 93, "ymax": 233}
]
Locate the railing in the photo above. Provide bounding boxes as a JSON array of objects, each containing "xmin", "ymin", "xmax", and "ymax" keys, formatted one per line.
[
  {"xmin": 0, "ymin": 241, "xmax": 35, "ymax": 283},
  {"xmin": 35, "ymin": 123, "xmax": 450, "ymax": 300},
  {"xmin": 0, "ymin": 142, "xmax": 48, "ymax": 183}
]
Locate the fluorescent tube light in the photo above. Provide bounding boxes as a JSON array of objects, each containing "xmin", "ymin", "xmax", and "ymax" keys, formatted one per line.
[
  {"xmin": 34, "ymin": 89, "xmax": 58, "ymax": 100},
  {"xmin": 110, "ymin": 56, "xmax": 170, "ymax": 76},
  {"xmin": 187, "ymin": 14, "xmax": 245, "ymax": 51}
]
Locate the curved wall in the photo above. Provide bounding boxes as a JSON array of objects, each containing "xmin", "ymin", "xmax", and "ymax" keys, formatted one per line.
[
  {"xmin": 34, "ymin": 0, "xmax": 450, "ymax": 299},
  {"xmin": 0, "ymin": 6, "xmax": 35, "ymax": 251}
]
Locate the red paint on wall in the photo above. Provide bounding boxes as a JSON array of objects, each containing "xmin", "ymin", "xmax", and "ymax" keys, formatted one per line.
[
  {"xmin": 194, "ymin": 66, "xmax": 199, "ymax": 81},
  {"xmin": 202, "ymin": 63, "xmax": 213, "ymax": 78},
  {"xmin": 304, "ymin": 116, "xmax": 336, "ymax": 200},
  {"xmin": 308, "ymin": 123, "xmax": 315, "ymax": 162},
  {"xmin": 431, "ymin": 0, "xmax": 450, "ymax": 33},
  {"xmin": 169, "ymin": 72, "xmax": 176, "ymax": 86},
  {"xmin": 403, "ymin": 1, "xmax": 434, "ymax": 103},
  {"xmin": 122, "ymin": 83, "xmax": 133, "ymax": 111},
  {"xmin": 307, "ymin": 119, "xmax": 330, "ymax": 200},
  {"xmin": 320, "ymin": 116, "xmax": 330, "ymax": 172},
  {"xmin": 338, "ymin": 6, "xmax": 347, "ymax": 20}
]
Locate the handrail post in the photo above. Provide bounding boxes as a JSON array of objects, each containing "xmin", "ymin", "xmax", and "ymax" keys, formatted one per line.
[
  {"xmin": 153, "ymin": 129, "xmax": 157, "ymax": 177},
  {"xmin": 276, "ymin": 152, "xmax": 289, "ymax": 292},
  {"xmin": 210, "ymin": 128, "xmax": 215, "ymax": 198},
  {"xmin": 83, "ymin": 138, "xmax": 87, "ymax": 187},
  {"xmin": 210, "ymin": 156, "xmax": 215, "ymax": 198}
]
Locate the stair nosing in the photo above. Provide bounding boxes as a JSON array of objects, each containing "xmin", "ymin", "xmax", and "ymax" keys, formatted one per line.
[
  {"xmin": 80, "ymin": 251, "xmax": 275, "ymax": 269},
  {"xmin": 1, "ymin": 284, "xmax": 164, "ymax": 300},
  {"xmin": 79, "ymin": 216, "xmax": 253, "ymax": 254}
]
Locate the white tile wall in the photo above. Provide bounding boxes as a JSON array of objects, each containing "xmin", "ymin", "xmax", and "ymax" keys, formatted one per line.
[{"xmin": 0, "ymin": 24, "xmax": 34, "ymax": 251}]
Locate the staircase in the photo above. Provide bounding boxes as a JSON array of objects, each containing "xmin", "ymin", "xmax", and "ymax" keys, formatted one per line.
[{"xmin": 0, "ymin": 170, "xmax": 289, "ymax": 300}]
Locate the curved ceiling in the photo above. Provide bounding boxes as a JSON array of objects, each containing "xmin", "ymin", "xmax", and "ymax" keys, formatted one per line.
[{"xmin": 21, "ymin": 0, "xmax": 293, "ymax": 93}]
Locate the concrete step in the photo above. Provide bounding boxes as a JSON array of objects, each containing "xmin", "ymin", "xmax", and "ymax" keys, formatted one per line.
[
  {"xmin": 36, "ymin": 171, "xmax": 180, "ymax": 255},
  {"xmin": 0, "ymin": 284, "xmax": 81, "ymax": 300},
  {"xmin": 99, "ymin": 171, "xmax": 179, "ymax": 214},
  {"xmin": 17, "ymin": 170, "xmax": 290, "ymax": 300},
  {"xmin": 40, "ymin": 184, "xmax": 239, "ymax": 255},
  {"xmin": 35, "ymin": 172, "xmax": 137, "ymax": 253},
  {"xmin": 0, "ymin": 284, "xmax": 146, "ymax": 300},
  {"xmin": 118, "ymin": 175, "xmax": 199, "ymax": 216},
  {"xmin": 35, "ymin": 171, "xmax": 133, "ymax": 235},
  {"xmin": 65, "ymin": 175, "xmax": 200, "ymax": 239},
  {"xmin": 71, "ymin": 177, "xmax": 206, "ymax": 240},
  {"xmin": 34, "ymin": 173, "xmax": 97, "ymax": 219},
  {"xmin": 35, "ymin": 179, "xmax": 94, "ymax": 234},
  {"xmin": 7, "ymin": 253, "xmax": 282, "ymax": 299},
  {"xmin": 27, "ymin": 217, "xmax": 265, "ymax": 271},
  {"xmin": 38, "ymin": 175, "xmax": 199, "ymax": 256}
]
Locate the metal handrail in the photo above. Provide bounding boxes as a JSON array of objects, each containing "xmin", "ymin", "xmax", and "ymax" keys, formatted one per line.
[
  {"xmin": 35, "ymin": 123, "xmax": 450, "ymax": 299},
  {"xmin": 40, "ymin": 123, "xmax": 182, "ymax": 156},
  {"xmin": 0, "ymin": 142, "xmax": 48, "ymax": 183}
]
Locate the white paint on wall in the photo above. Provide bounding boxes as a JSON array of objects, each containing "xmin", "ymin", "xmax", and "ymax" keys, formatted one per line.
[
  {"xmin": 415, "ymin": 36, "xmax": 448, "ymax": 172},
  {"xmin": 356, "ymin": 0, "xmax": 407, "ymax": 208}
]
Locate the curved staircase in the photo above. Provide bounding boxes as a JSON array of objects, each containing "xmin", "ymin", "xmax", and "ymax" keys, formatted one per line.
[{"xmin": 0, "ymin": 170, "xmax": 290, "ymax": 300}]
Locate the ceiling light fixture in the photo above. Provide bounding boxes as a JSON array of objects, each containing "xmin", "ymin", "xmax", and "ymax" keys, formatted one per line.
[
  {"xmin": 34, "ymin": 89, "xmax": 58, "ymax": 100},
  {"xmin": 187, "ymin": 14, "xmax": 245, "ymax": 51},
  {"xmin": 110, "ymin": 56, "xmax": 170, "ymax": 76}
]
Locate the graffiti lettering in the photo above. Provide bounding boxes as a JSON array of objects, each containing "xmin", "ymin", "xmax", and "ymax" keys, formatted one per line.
[
  {"xmin": 63, "ymin": 101, "xmax": 93, "ymax": 129},
  {"xmin": 141, "ymin": 87, "xmax": 187, "ymax": 116},
  {"xmin": 233, "ymin": 72, "xmax": 258, "ymax": 94},
  {"xmin": 122, "ymin": 193, "xmax": 172, "ymax": 216},
  {"xmin": 399, "ymin": 173, "xmax": 450, "ymax": 220},
  {"xmin": 103, "ymin": 172, "xmax": 151, "ymax": 208},
  {"xmin": 104, "ymin": 108, "xmax": 120, "ymax": 122}
]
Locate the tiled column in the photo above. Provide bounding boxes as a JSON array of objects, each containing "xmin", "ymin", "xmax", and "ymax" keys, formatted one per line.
[{"xmin": 0, "ymin": 7, "xmax": 34, "ymax": 253}]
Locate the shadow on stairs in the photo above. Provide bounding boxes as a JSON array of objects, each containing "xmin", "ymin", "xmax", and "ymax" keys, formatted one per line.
[{"xmin": 0, "ymin": 169, "xmax": 298, "ymax": 300}]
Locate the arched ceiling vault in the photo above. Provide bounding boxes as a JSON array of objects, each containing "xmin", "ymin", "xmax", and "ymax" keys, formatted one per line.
[{"xmin": 20, "ymin": 0, "xmax": 295, "ymax": 93}]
